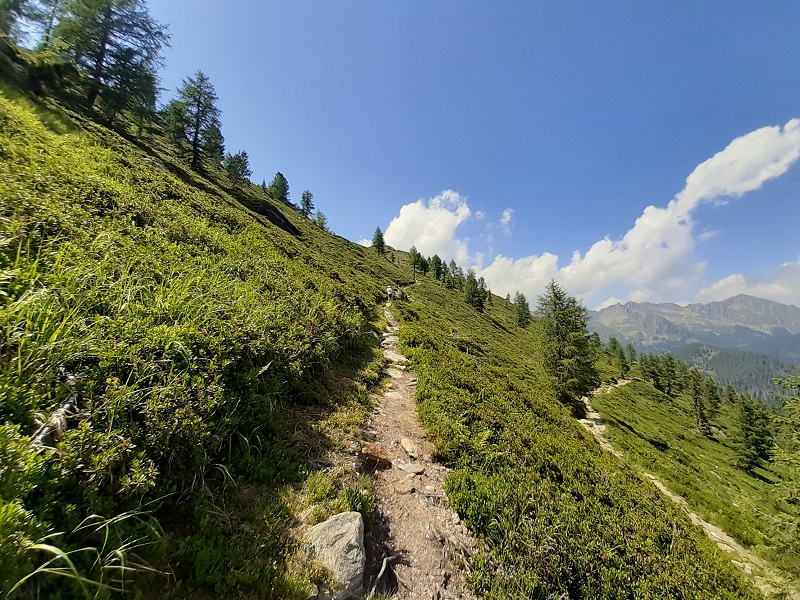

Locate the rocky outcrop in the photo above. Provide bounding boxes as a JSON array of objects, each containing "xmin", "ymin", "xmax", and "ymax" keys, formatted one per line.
[{"xmin": 305, "ymin": 511, "xmax": 365, "ymax": 600}]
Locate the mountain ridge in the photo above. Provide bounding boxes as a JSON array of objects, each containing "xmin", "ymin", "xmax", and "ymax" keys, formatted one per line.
[{"xmin": 589, "ymin": 294, "xmax": 800, "ymax": 361}]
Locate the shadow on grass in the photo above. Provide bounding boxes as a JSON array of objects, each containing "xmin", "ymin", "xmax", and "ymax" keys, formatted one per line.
[{"xmin": 143, "ymin": 317, "xmax": 386, "ymax": 600}]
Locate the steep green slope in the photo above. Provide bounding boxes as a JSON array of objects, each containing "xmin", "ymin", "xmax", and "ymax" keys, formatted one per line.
[
  {"xmin": 594, "ymin": 381, "xmax": 799, "ymax": 583},
  {"xmin": 0, "ymin": 81, "xmax": 403, "ymax": 597},
  {"xmin": 395, "ymin": 284, "xmax": 758, "ymax": 599}
]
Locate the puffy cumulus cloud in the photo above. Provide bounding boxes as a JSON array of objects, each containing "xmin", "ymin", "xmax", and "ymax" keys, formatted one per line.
[
  {"xmin": 384, "ymin": 190, "xmax": 472, "ymax": 263},
  {"xmin": 696, "ymin": 260, "xmax": 800, "ymax": 306},
  {"xmin": 480, "ymin": 119, "xmax": 800, "ymax": 304},
  {"xmin": 479, "ymin": 253, "xmax": 559, "ymax": 298},
  {"xmin": 357, "ymin": 239, "xmax": 372, "ymax": 247},
  {"xmin": 475, "ymin": 210, "xmax": 486, "ymax": 220}
]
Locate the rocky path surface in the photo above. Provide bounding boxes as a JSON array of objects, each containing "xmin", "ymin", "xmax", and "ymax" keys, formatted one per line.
[
  {"xmin": 579, "ymin": 381, "xmax": 799, "ymax": 599},
  {"xmin": 360, "ymin": 304, "xmax": 477, "ymax": 600}
]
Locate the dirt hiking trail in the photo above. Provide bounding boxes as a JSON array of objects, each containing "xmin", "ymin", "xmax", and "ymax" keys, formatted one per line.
[
  {"xmin": 579, "ymin": 381, "xmax": 799, "ymax": 600},
  {"xmin": 361, "ymin": 303, "xmax": 477, "ymax": 600}
]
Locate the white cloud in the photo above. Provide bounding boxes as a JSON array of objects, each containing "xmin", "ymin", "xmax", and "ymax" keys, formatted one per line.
[
  {"xmin": 696, "ymin": 260, "xmax": 800, "ymax": 306},
  {"xmin": 377, "ymin": 119, "xmax": 800, "ymax": 306},
  {"xmin": 499, "ymin": 208, "xmax": 514, "ymax": 236},
  {"xmin": 357, "ymin": 239, "xmax": 372, "ymax": 247},
  {"xmin": 475, "ymin": 210, "xmax": 486, "ymax": 220},
  {"xmin": 481, "ymin": 119, "xmax": 800, "ymax": 303},
  {"xmin": 384, "ymin": 190, "xmax": 472, "ymax": 263}
]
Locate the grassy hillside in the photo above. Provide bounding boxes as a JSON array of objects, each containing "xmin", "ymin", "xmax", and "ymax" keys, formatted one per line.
[
  {"xmin": 594, "ymin": 381, "xmax": 799, "ymax": 582},
  {"xmin": 395, "ymin": 284, "xmax": 758, "ymax": 599},
  {"xmin": 0, "ymin": 80, "xmax": 406, "ymax": 597}
]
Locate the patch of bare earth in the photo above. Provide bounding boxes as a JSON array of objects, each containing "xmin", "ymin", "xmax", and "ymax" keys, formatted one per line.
[
  {"xmin": 579, "ymin": 381, "xmax": 799, "ymax": 600},
  {"xmin": 360, "ymin": 304, "xmax": 477, "ymax": 599}
]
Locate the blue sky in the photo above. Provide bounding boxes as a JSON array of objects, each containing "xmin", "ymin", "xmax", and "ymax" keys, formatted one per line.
[{"xmin": 148, "ymin": 1, "xmax": 800, "ymax": 308}]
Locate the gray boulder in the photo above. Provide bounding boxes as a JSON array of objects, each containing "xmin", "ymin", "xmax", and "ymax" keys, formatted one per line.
[{"xmin": 305, "ymin": 511, "xmax": 365, "ymax": 599}]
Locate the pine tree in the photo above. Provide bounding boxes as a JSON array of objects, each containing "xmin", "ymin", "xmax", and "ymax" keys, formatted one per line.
[
  {"xmin": 300, "ymin": 190, "xmax": 314, "ymax": 218},
  {"xmin": 268, "ymin": 171, "xmax": 290, "ymax": 204},
  {"xmin": 687, "ymin": 369, "xmax": 710, "ymax": 435},
  {"xmin": 409, "ymin": 246, "xmax": 421, "ymax": 279},
  {"xmin": 536, "ymin": 280, "xmax": 599, "ymax": 416},
  {"xmin": 222, "ymin": 150, "xmax": 251, "ymax": 186},
  {"xmin": 371, "ymin": 227, "xmax": 385, "ymax": 255},
  {"xmin": 430, "ymin": 254, "xmax": 444, "ymax": 280},
  {"xmin": 313, "ymin": 211, "xmax": 328, "ymax": 231},
  {"xmin": 735, "ymin": 394, "xmax": 774, "ymax": 472},
  {"xmin": 464, "ymin": 269, "xmax": 486, "ymax": 312},
  {"xmin": 170, "ymin": 71, "xmax": 222, "ymax": 170},
  {"xmin": 55, "ymin": 0, "xmax": 169, "ymax": 107},
  {"xmin": 513, "ymin": 291, "xmax": 531, "ymax": 328}
]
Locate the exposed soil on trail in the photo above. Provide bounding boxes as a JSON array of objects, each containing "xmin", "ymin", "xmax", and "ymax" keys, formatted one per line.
[
  {"xmin": 579, "ymin": 381, "xmax": 800, "ymax": 599},
  {"xmin": 361, "ymin": 304, "xmax": 477, "ymax": 600}
]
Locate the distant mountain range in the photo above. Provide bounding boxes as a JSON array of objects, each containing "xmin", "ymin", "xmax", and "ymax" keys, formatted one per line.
[
  {"xmin": 589, "ymin": 294, "xmax": 800, "ymax": 363},
  {"xmin": 588, "ymin": 294, "xmax": 800, "ymax": 399}
]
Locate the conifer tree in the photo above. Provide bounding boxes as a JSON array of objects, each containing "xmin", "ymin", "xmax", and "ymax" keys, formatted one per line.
[
  {"xmin": 430, "ymin": 254, "xmax": 444, "ymax": 280},
  {"xmin": 55, "ymin": 0, "xmax": 169, "ymax": 107},
  {"xmin": 313, "ymin": 211, "xmax": 328, "ymax": 231},
  {"xmin": 203, "ymin": 123, "xmax": 224, "ymax": 163},
  {"xmin": 222, "ymin": 150, "xmax": 251, "ymax": 185},
  {"xmin": 536, "ymin": 280, "xmax": 599, "ymax": 416},
  {"xmin": 300, "ymin": 190, "xmax": 314, "ymax": 217},
  {"xmin": 464, "ymin": 269, "xmax": 486, "ymax": 312},
  {"xmin": 171, "ymin": 71, "xmax": 221, "ymax": 170},
  {"xmin": 409, "ymin": 245, "xmax": 421, "ymax": 279},
  {"xmin": 625, "ymin": 343, "xmax": 637, "ymax": 366},
  {"xmin": 735, "ymin": 394, "xmax": 774, "ymax": 472},
  {"xmin": 687, "ymin": 369, "xmax": 711, "ymax": 435},
  {"xmin": 514, "ymin": 291, "xmax": 531, "ymax": 328},
  {"xmin": 372, "ymin": 227, "xmax": 385, "ymax": 255},
  {"xmin": 268, "ymin": 171, "xmax": 290, "ymax": 204}
]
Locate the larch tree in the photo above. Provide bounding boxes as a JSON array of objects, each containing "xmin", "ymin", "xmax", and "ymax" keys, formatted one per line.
[
  {"xmin": 222, "ymin": 150, "xmax": 252, "ymax": 186},
  {"xmin": 372, "ymin": 227, "xmax": 385, "ymax": 255},
  {"xmin": 171, "ymin": 71, "xmax": 221, "ymax": 170},
  {"xmin": 268, "ymin": 171, "xmax": 290, "ymax": 204},
  {"xmin": 735, "ymin": 394, "xmax": 774, "ymax": 472},
  {"xmin": 535, "ymin": 279, "xmax": 599, "ymax": 416},
  {"xmin": 313, "ymin": 211, "xmax": 328, "ymax": 231},
  {"xmin": 300, "ymin": 190, "xmax": 314, "ymax": 218},
  {"xmin": 54, "ymin": 0, "xmax": 169, "ymax": 107},
  {"xmin": 514, "ymin": 291, "xmax": 531, "ymax": 328}
]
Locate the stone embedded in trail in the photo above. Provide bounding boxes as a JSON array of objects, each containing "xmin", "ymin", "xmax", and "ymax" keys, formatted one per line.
[
  {"xmin": 382, "ymin": 367, "xmax": 405, "ymax": 379},
  {"xmin": 305, "ymin": 511, "xmax": 365, "ymax": 600},
  {"xmin": 398, "ymin": 462, "xmax": 425, "ymax": 475},
  {"xmin": 360, "ymin": 442, "xmax": 392, "ymax": 470},
  {"xmin": 400, "ymin": 437, "xmax": 419, "ymax": 458},
  {"xmin": 383, "ymin": 349, "xmax": 407, "ymax": 364}
]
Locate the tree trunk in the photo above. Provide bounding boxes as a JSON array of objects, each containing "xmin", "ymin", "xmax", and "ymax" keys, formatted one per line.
[{"xmin": 87, "ymin": 6, "xmax": 112, "ymax": 107}]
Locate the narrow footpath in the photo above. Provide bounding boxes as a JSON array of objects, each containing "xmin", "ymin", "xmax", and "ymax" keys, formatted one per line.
[
  {"xmin": 361, "ymin": 303, "xmax": 477, "ymax": 600},
  {"xmin": 579, "ymin": 383, "xmax": 799, "ymax": 599}
]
